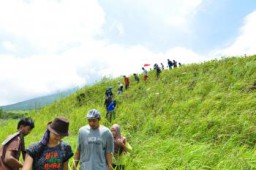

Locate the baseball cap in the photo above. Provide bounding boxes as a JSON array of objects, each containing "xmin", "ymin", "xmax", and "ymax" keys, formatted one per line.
[{"xmin": 86, "ymin": 109, "xmax": 101, "ymax": 119}]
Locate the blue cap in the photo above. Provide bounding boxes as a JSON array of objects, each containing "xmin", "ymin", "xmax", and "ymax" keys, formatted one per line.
[{"xmin": 86, "ymin": 109, "xmax": 101, "ymax": 119}]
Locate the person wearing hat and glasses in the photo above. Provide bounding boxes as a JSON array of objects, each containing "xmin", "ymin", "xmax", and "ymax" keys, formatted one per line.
[
  {"xmin": 73, "ymin": 109, "xmax": 114, "ymax": 170},
  {"xmin": 22, "ymin": 117, "xmax": 73, "ymax": 170},
  {"xmin": 0, "ymin": 117, "xmax": 34, "ymax": 170}
]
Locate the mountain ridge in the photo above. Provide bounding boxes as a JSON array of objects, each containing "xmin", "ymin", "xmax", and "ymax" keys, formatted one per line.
[{"xmin": 1, "ymin": 87, "xmax": 78, "ymax": 111}]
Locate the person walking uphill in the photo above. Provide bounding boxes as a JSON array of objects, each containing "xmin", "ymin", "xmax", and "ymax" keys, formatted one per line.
[
  {"xmin": 123, "ymin": 76, "xmax": 130, "ymax": 90},
  {"xmin": 0, "ymin": 117, "xmax": 34, "ymax": 170},
  {"xmin": 133, "ymin": 73, "xmax": 140, "ymax": 83},
  {"xmin": 73, "ymin": 109, "xmax": 114, "ymax": 170},
  {"xmin": 104, "ymin": 97, "xmax": 117, "ymax": 123},
  {"xmin": 105, "ymin": 87, "xmax": 114, "ymax": 99},
  {"xmin": 117, "ymin": 82, "xmax": 124, "ymax": 94},
  {"xmin": 22, "ymin": 117, "xmax": 73, "ymax": 170},
  {"xmin": 167, "ymin": 59, "xmax": 173, "ymax": 70},
  {"xmin": 142, "ymin": 67, "xmax": 148, "ymax": 81},
  {"xmin": 154, "ymin": 63, "xmax": 161, "ymax": 79}
]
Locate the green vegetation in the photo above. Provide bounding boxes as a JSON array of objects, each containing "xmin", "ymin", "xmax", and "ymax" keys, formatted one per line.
[
  {"xmin": 0, "ymin": 109, "xmax": 28, "ymax": 119},
  {"xmin": 1, "ymin": 55, "xmax": 256, "ymax": 169}
]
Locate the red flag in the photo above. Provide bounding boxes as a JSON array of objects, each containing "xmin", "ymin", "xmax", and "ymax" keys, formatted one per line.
[{"xmin": 144, "ymin": 64, "xmax": 150, "ymax": 67}]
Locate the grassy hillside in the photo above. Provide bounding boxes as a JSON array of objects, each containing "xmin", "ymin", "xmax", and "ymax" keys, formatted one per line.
[{"xmin": 1, "ymin": 55, "xmax": 256, "ymax": 169}]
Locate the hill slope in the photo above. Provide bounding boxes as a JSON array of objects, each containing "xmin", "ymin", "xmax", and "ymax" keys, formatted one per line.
[{"xmin": 1, "ymin": 55, "xmax": 256, "ymax": 169}]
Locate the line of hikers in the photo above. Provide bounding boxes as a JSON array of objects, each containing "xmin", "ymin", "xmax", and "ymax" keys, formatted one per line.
[
  {"xmin": 137, "ymin": 59, "xmax": 182, "ymax": 83},
  {"xmin": 103, "ymin": 59, "xmax": 182, "ymax": 123}
]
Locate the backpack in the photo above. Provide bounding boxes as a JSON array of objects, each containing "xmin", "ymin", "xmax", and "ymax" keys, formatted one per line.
[{"xmin": 107, "ymin": 100, "xmax": 116, "ymax": 112}]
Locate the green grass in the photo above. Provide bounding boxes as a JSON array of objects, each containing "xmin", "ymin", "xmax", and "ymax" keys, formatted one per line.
[{"xmin": 1, "ymin": 55, "xmax": 256, "ymax": 169}]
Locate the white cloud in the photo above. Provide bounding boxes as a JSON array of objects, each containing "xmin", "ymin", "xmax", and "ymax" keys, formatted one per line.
[
  {"xmin": 164, "ymin": 0, "xmax": 203, "ymax": 27},
  {"xmin": 134, "ymin": 0, "xmax": 203, "ymax": 28},
  {"xmin": 165, "ymin": 47, "xmax": 206, "ymax": 64},
  {"xmin": 2, "ymin": 41, "xmax": 17, "ymax": 52},
  {"xmin": 211, "ymin": 11, "xmax": 256, "ymax": 57},
  {"xmin": 2, "ymin": 0, "xmax": 246, "ymax": 106},
  {"xmin": 0, "ymin": 0, "xmax": 105, "ymax": 52}
]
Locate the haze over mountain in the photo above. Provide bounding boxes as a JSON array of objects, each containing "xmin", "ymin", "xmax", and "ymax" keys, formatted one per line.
[{"xmin": 1, "ymin": 87, "xmax": 78, "ymax": 111}]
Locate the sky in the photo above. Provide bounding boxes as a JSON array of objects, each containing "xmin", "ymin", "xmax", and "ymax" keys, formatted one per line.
[{"xmin": 0, "ymin": 0, "xmax": 255, "ymax": 106}]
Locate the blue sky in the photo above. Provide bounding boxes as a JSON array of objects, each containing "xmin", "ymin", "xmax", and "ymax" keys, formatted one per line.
[{"xmin": 0, "ymin": 0, "xmax": 255, "ymax": 106}]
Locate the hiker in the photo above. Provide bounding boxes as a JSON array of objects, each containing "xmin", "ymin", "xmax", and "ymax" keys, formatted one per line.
[
  {"xmin": 154, "ymin": 63, "xmax": 161, "ymax": 79},
  {"xmin": 104, "ymin": 96, "xmax": 112, "ymax": 111},
  {"xmin": 73, "ymin": 109, "xmax": 114, "ymax": 170},
  {"xmin": 0, "ymin": 117, "xmax": 34, "ymax": 170},
  {"xmin": 105, "ymin": 87, "xmax": 114, "ymax": 98},
  {"xmin": 142, "ymin": 67, "xmax": 148, "ymax": 81},
  {"xmin": 107, "ymin": 100, "xmax": 117, "ymax": 122},
  {"xmin": 123, "ymin": 76, "xmax": 130, "ymax": 90},
  {"xmin": 22, "ymin": 117, "xmax": 73, "ymax": 170},
  {"xmin": 167, "ymin": 59, "xmax": 173, "ymax": 69},
  {"xmin": 161, "ymin": 63, "xmax": 164, "ymax": 70},
  {"xmin": 133, "ymin": 73, "xmax": 140, "ymax": 83},
  {"xmin": 117, "ymin": 82, "xmax": 124, "ymax": 94},
  {"xmin": 111, "ymin": 124, "xmax": 132, "ymax": 170},
  {"xmin": 173, "ymin": 60, "xmax": 178, "ymax": 68},
  {"xmin": 104, "ymin": 97, "xmax": 117, "ymax": 122}
]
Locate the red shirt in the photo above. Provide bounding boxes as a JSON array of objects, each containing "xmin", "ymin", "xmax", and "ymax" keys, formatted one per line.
[{"xmin": 124, "ymin": 77, "xmax": 129, "ymax": 85}]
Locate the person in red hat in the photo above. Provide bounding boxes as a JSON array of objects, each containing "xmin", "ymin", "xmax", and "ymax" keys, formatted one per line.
[
  {"xmin": 0, "ymin": 117, "xmax": 34, "ymax": 170},
  {"xmin": 22, "ymin": 117, "xmax": 73, "ymax": 170}
]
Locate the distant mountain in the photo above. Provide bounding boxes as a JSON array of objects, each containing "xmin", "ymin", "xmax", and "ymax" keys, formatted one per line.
[{"xmin": 1, "ymin": 88, "xmax": 78, "ymax": 111}]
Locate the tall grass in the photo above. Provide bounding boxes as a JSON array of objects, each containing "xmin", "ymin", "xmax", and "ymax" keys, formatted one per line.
[{"xmin": 1, "ymin": 55, "xmax": 256, "ymax": 169}]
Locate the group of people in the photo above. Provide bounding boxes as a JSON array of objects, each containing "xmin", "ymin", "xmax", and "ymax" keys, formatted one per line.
[
  {"xmin": 138, "ymin": 59, "xmax": 183, "ymax": 83},
  {"xmin": 167, "ymin": 59, "xmax": 182, "ymax": 69},
  {"xmin": 119, "ymin": 74, "xmax": 138, "ymax": 93},
  {"xmin": 103, "ymin": 59, "xmax": 182, "ymax": 121},
  {"xmin": 0, "ymin": 109, "xmax": 132, "ymax": 170},
  {"xmin": 119, "ymin": 59, "xmax": 182, "ymax": 91}
]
